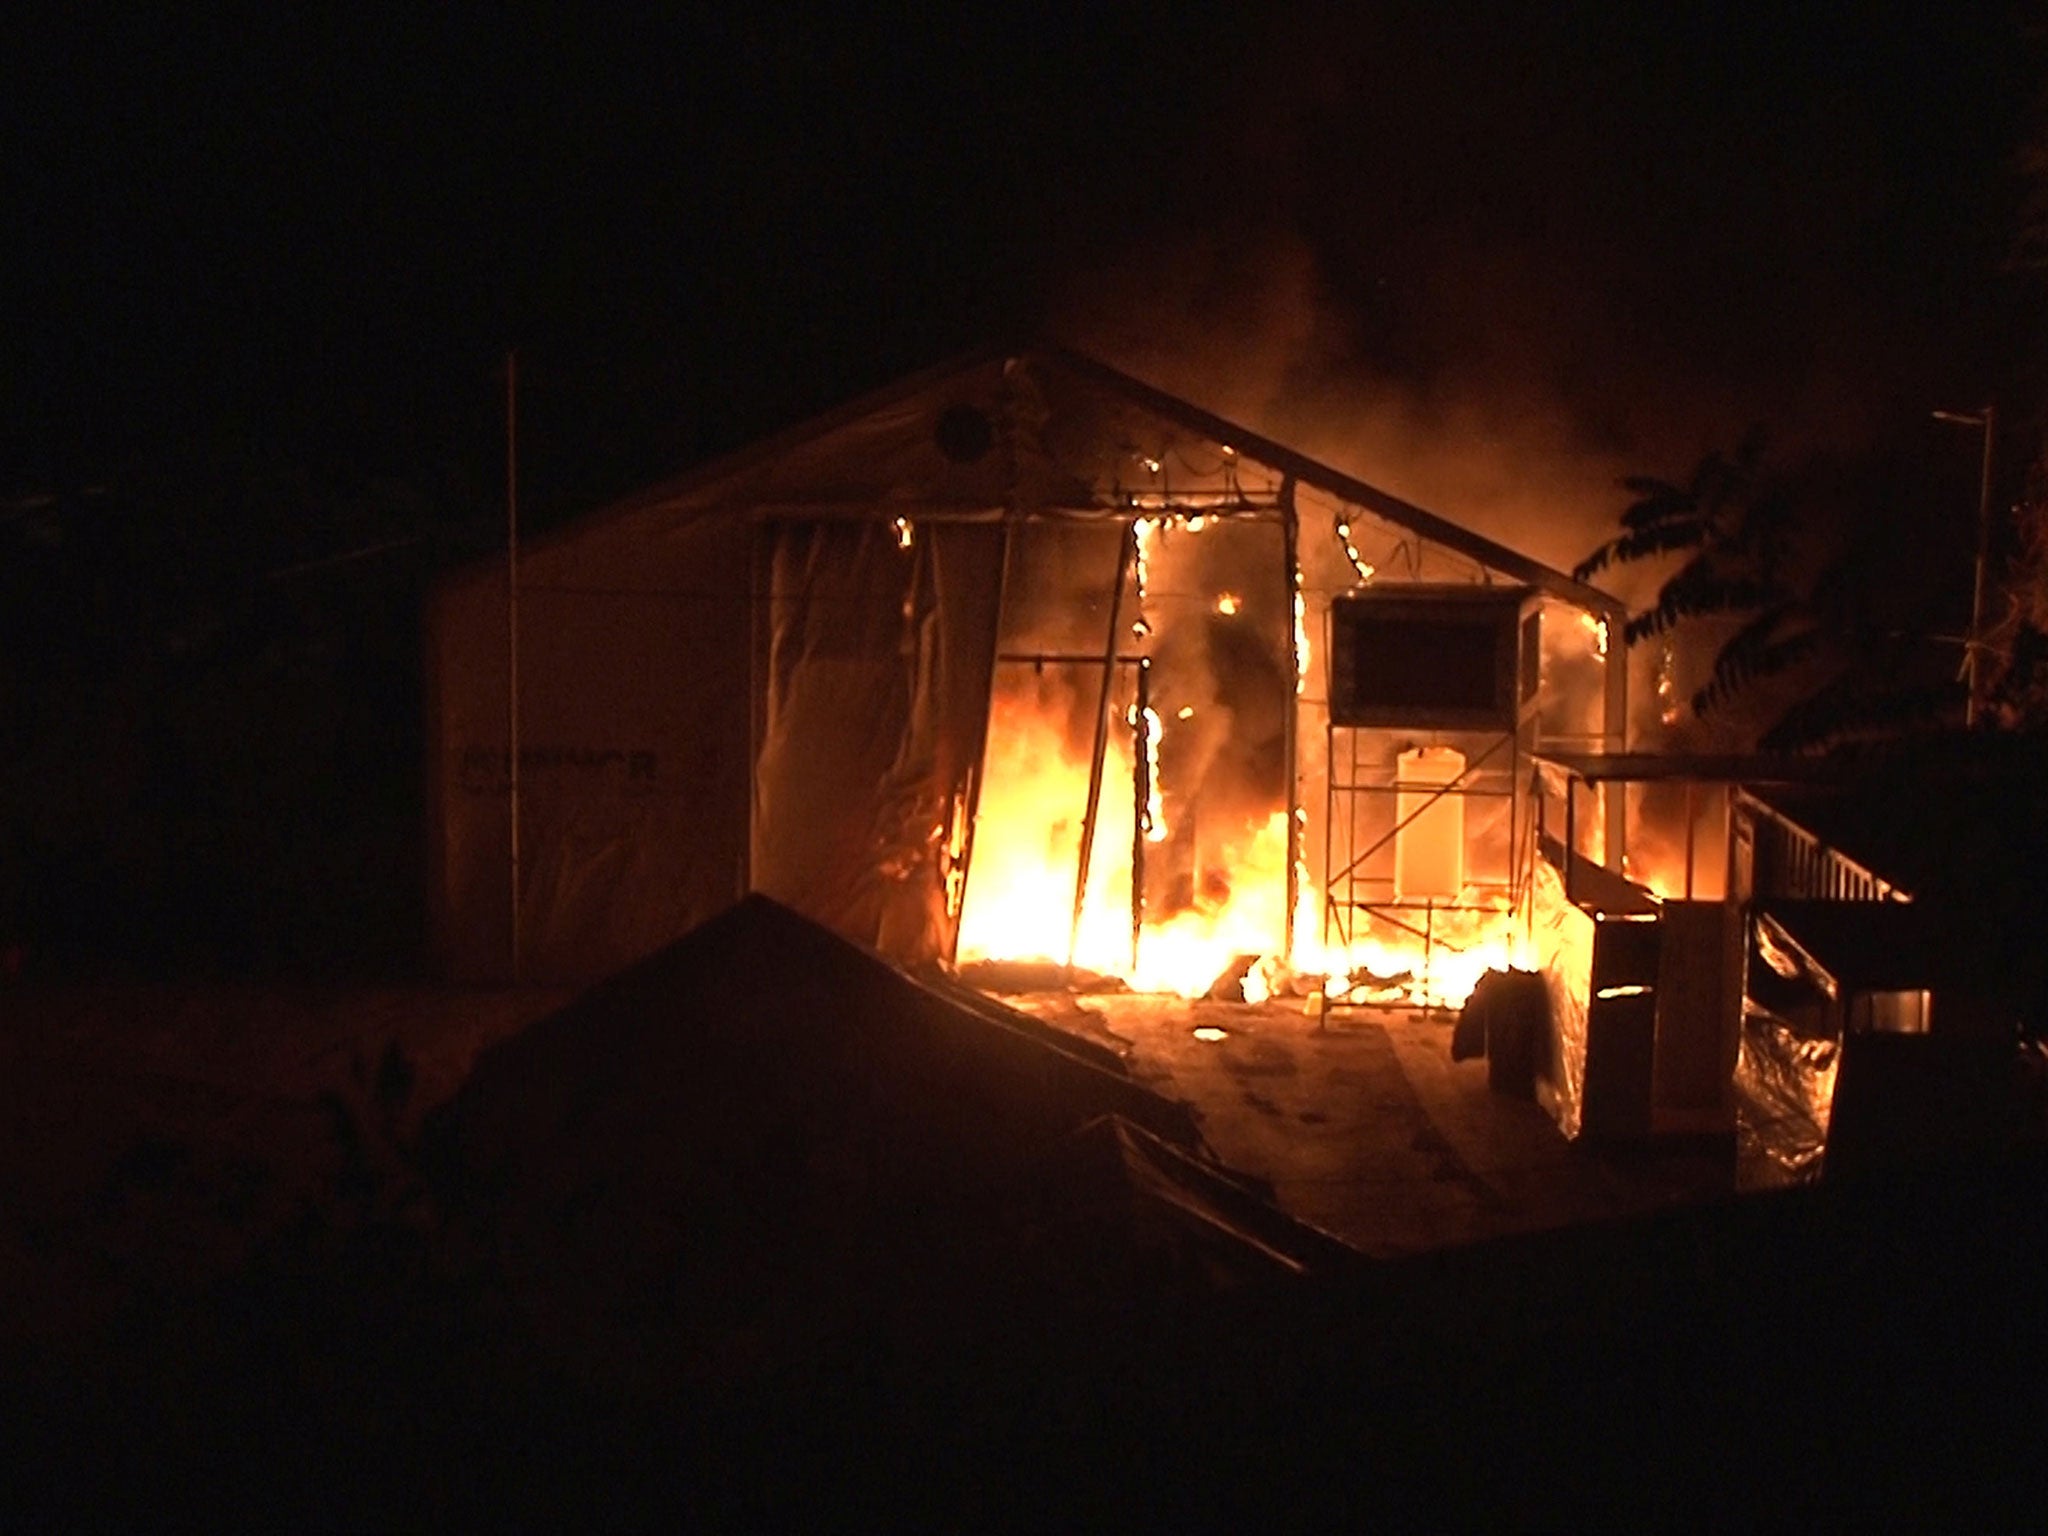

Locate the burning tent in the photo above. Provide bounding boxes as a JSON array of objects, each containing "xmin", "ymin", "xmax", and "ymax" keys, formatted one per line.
[{"xmin": 426, "ymin": 346, "xmax": 1625, "ymax": 1002}]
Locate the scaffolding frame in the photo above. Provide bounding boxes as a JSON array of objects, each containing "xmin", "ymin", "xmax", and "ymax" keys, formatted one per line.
[{"xmin": 1317, "ymin": 588, "xmax": 1538, "ymax": 1002}]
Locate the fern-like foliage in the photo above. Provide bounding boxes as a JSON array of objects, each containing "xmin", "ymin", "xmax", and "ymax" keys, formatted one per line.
[
  {"xmin": 1623, "ymin": 569, "xmax": 1778, "ymax": 645},
  {"xmin": 1574, "ymin": 514, "xmax": 1710, "ymax": 581},
  {"xmin": 1689, "ymin": 608, "xmax": 1829, "ymax": 715},
  {"xmin": 1759, "ymin": 675, "xmax": 1960, "ymax": 753},
  {"xmin": 1575, "ymin": 434, "xmax": 1833, "ymax": 726}
]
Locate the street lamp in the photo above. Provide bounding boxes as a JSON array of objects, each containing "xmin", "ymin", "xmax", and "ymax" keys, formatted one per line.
[{"xmin": 1933, "ymin": 405, "xmax": 1995, "ymax": 727}]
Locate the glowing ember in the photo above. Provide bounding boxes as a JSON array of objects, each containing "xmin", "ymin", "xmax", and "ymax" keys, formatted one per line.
[
  {"xmin": 1137, "ymin": 703, "xmax": 1167, "ymax": 842},
  {"xmin": 1292, "ymin": 589, "xmax": 1309, "ymax": 694},
  {"xmin": 1134, "ymin": 516, "xmax": 1159, "ymax": 602},
  {"xmin": 892, "ymin": 516, "xmax": 914, "ymax": 549},
  {"xmin": 1335, "ymin": 517, "xmax": 1376, "ymax": 583},
  {"xmin": 1192, "ymin": 1025, "xmax": 1229, "ymax": 1041},
  {"xmin": 1580, "ymin": 610, "xmax": 1609, "ymax": 657},
  {"xmin": 1215, "ymin": 593, "xmax": 1241, "ymax": 615},
  {"xmin": 1287, "ymin": 907, "xmax": 1525, "ymax": 1013},
  {"xmin": 1240, "ymin": 960, "xmax": 1274, "ymax": 1005}
]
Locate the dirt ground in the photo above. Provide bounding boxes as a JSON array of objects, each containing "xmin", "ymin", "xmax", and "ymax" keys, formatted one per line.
[
  {"xmin": 0, "ymin": 982, "xmax": 568, "ymax": 1353},
  {"xmin": 1006, "ymin": 992, "xmax": 1738, "ymax": 1255},
  {"xmin": 0, "ymin": 979, "xmax": 1737, "ymax": 1351},
  {"xmin": 4, "ymin": 977, "xmax": 2044, "ymax": 1526}
]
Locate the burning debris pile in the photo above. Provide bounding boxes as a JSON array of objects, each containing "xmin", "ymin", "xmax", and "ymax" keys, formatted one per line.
[{"xmin": 425, "ymin": 895, "xmax": 1349, "ymax": 1390}]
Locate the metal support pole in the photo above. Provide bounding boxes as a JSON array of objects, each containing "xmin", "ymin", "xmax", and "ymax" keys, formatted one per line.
[
  {"xmin": 1564, "ymin": 776, "xmax": 1578, "ymax": 908},
  {"xmin": 1683, "ymin": 777, "xmax": 1697, "ymax": 899},
  {"xmin": 1936, "ymin": 405, "xmax": 1996, "ymax": 727},
  {"xmin": 1601, "ymin": 607, "xmax": 1626, "ymax": 870},
  {"xmin": 1280, "ymin": 475, "xmax": 1301, "ymax": 963},
  {"xmin": 1969, "ymin": 404, "xmax": 1996, "ymax": 727},
  {"xmin": 1132, "ymin": 657, "xmax": 1152, "ymax": 974},
  {"xmin": 951, "ymin": 515, "xmax": 1017, "ymax": 954},
  {"xmin": 1069, "ymin": 519, "xmax": 1137, "ymax": 970},
  {"xmin": 505, "ymin": 349, "xmax": 522, "ymax": 983}
]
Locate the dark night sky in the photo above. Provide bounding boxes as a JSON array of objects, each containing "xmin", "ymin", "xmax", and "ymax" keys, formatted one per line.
[
  {"xmin": 2, "ymin": 3, "xmax": 2045, "ymax": 971},
  {"xmin": 3, "ymin": 4, "xmax": 2043, "ymax": 527}
]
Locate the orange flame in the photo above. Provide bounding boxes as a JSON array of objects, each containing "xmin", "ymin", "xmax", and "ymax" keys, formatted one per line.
[{"xmin": 958, "ymin": 672, "xmax": 1524, "ymax": 1006}]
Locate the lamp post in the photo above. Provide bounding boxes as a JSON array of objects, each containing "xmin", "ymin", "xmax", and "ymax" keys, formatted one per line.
[{"xmin": 1933, "ymin": 405, "xmax": 1995, "ymax": 727}]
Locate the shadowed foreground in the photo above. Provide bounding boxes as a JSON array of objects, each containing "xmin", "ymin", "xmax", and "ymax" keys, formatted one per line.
[{"xmin": 4, "ymin": 901, "xmax": 2043, "ymax": 1525}]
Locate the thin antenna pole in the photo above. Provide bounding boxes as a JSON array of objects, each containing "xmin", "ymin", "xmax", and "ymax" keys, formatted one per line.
[
  {"xmin": 1968, "ymin": 403, "xmax": 1995, "ymax": 727},
  {"xmin": 1280, "ymin": 474, "xmax": 1300, "ymax": 963},
  {"xmin": 1935, "ymin": 404, "xmax": 1997, "ymax": 728},
  {"xmin": 506, "ymin": 349, "xmax": 522, "ymax": 982}
]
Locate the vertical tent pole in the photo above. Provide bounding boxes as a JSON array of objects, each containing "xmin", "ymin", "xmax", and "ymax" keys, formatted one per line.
[
  {"xmin": 1069, "ymin": 519, "xmax": 1136, "ymax": 972},
  {"xmin": 1132, "ymin": 656, "xmax": 1151, "ymax": 975},
  {"xmin": 1280, "ymin": 474, "xmax": 1301, "ymax": 963},
  {"xmin": 1564, "ymin": 776, "xmax": 1578, "ymax": 907},
  {"xmin": 745, "ymin": 521, "xmax": 766, "ymax": 901},
  {"xmin": 1683, "ymin": 777, "xmax": 1697, "ymax": 898},
  {"xmin": 1968, "ymin": 403, "xmax": 1995, "ymax": 727},
  {"xmin": 505, "ymin": 349, "xmax": 522, "ymax": 983},
  {"xmin": 951, "ymin": 512, "xmax": 1017, "ymax": 957},
  {"xmin": 1602, "ymin": 604, "xmax": 1627, "ymax": 871},
  {"xmin": 953, "ymin": 368, "xmax": 1023, "ymax": 960}
]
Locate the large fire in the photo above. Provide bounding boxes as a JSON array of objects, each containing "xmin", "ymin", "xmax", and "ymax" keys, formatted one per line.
[
  {"xmin": 954, "ymin": 675, "xmax": 1295, "ymax": 993},
  {"xmin": 953, "ymin": 511, "xmax": 1540, "ymax": 1008},
  {"xmin": 955, "ymin": 669, "xmax": 1524, "ymax": 1007}
]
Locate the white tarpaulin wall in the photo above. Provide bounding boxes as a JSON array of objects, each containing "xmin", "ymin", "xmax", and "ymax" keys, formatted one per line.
[
  {"xmin": 429, "ymin": 353, "xmax": 1028, "ymax": 982},
  {"xmin": 750, "ymin": 518, "xmax": 1003, "ymax": 965},
  {"xmin": 427, "ymin": 513, "xmax": 755, "ymax": 981},
  {"xmin": 425, "ymin": 348, "xmax": 1622, "ymax": 982}
]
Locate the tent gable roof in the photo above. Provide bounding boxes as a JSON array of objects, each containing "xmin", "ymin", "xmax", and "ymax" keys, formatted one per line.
[{"xmin": 455, "ymin": 345, "xmax": 1617, "ymax": 614}]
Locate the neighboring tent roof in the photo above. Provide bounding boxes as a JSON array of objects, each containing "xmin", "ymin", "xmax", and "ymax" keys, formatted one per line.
[
  {"xmin": 430, "ymin": 893, "xmax": 1200, "ymax": 1185},
  {"xmin": 422, "ymin": 897, "xmax": 1356, "ymax": 1387},
  {"xmin": 457, "ymin": 344, "xmax": 1622, "ymax": 617}
]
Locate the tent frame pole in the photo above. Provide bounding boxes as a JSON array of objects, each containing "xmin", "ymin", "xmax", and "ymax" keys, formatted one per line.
[
  {"xmin": 1132, "ymin": 656, "xmax": 1152, "ymax": 975},
  {"xmin": 950, "ymin": 513, "xmax": 1017, "ymax": 958},
  {"xmin": 505, "ymin": 348, "xmax": 522, "ymax": 984},
  {"xmin": 1281, "ymin": 474, "xmax": 1301, "ymax": 964},
  {"xmin": 1069, "ymin": 518, "xmax": 1137, "ymax": 973}
]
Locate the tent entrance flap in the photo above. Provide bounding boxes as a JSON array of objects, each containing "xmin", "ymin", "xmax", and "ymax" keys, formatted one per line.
[
  {"xmin": 956, "ymin": 515, "xmax": 1293, "ymax": 995},
  {"xmin": 750, "ymin": 518, "xmax": 1003, "ymax": 967},
  {"xmin": 959, "ymin": 655, "xmax": 1148, "ymax": 976}
]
